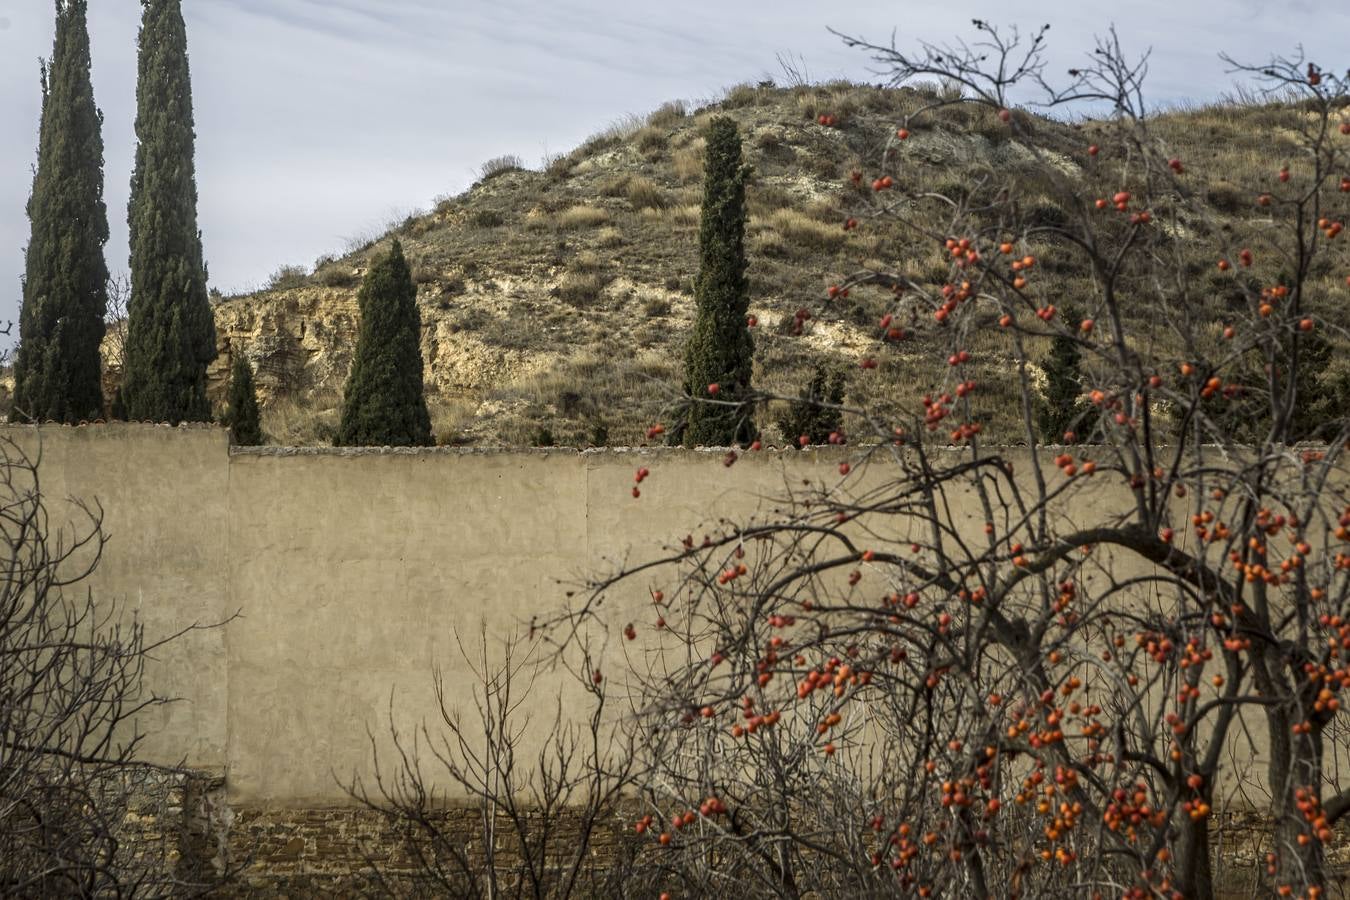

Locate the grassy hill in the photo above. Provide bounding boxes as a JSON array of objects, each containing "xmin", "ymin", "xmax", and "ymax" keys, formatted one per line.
[{"xmin": 200, "ymin": 80, "xmax": 1350, "ymax": 447}]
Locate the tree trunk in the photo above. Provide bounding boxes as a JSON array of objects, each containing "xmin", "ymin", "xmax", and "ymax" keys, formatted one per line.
[
  {"xmin": 1267, "ymin": 711, "xmax": 1326, "ymax": 893},
  {"xmin": 1174, "ymin": 813, "xmax": 1214, "ymax": 900}
]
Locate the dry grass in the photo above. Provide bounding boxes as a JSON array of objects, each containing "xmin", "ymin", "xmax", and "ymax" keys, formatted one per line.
[
  {"xmin": 751, "ymin": 230, "xmax": 790, "ymax": 259},
  {"xmin": 759, "ymin": 209, "xmax": 847, "ymax": 251},
  {"xmin": 429, "ymin": 396, "xmax": 480, "ymax": 445},
  {"xmin": 643, "ymin": 204, "xmax": 699, "ymax": 227},
  {"xmin": 580, "ymin": 114, "xmax": 644, "ymax": 152},
  {"xmin": 262, "ymin": 390, "xmax": 343, "ymax": 446},
  {"xmin": 624, "ymin": 176, "xmax": 666, "ymax": 210},
  {"xmin": 556, "ymin": 205, "xmax": 610, "ymax": 229},
  {"xmin": 595, "ymin": 227, "xmax": 623, "ymax": 248},
  {"xmin": 601, "ymin": 174, "xmax": 666, "ymax": 210}
]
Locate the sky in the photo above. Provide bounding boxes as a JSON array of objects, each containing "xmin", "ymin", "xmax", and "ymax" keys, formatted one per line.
[{"xmin": 1, "ymin": 0, "xmax": 1347, "ymax": 347}]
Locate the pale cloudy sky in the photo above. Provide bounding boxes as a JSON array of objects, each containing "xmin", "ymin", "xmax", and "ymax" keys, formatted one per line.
[{"xmin": 1, "ymin": 0, "xmax": 1346, "ymax": 344}]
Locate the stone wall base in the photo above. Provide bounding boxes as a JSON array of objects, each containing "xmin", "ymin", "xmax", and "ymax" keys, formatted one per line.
[{"xmin": 116, "ymin": 777, "xmax": 1350, "ymax": 898}]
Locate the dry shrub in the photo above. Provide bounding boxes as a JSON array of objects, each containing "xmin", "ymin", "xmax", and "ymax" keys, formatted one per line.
[
  {"xmin": 572, "ymin": 250, "xmax": 604, "ymax": 272},
  {"xmin": 267, "ymin": 265, "xmax": 308, "ymax": 291},
  {"xmin": 802, "ymin": 198, "xmax": 840, "ymax": 222},
  {"xmin": 595, "ymin": 227, "xmax": 623, "ymax": 248},
  {"xmin": 556, "ymin": 205, "xmax": 610, "ymax": 229},
  {"xmin": 523, "ymin": 208, "xmax": 551, "ymax": 231},
  {"xmin": 624, "ymin": 176, "xmax": 666, "ymax": 210},
  {"xmin": 544, "ymin": 152, "xmax": 574, "ymax": 180},
  {"xmin": 579, "ymin": 114, "xmax": 644, "ymax": 155},
  {"xmin": 261, "ymin": 390, "xmax": 343, "ymax": 447},
  {"xmin": 468, "ymin": 208, "xmax": 505, "ymax": 228},
  {"xmin": 747, "ymin": 182, "xmax": 796, "ymax": 216},
  {"xmin": 598, "ymin": 174, "xmax": 664, "ymax": 208},
  {"xmin": 673, "ymin": 143, "xmax": 705, "ymax": 183},
  {"xmin": 556, "ymin": 271, "xmax": 609, "ymax": 305},
  {"xmin": 721, "ymin": 82, "xmax": 763, "ymax": 108},
  {"xmin": 599, "ymin": 176, "xmax": 630, "ymax": 198},
  {"xmin": 316, "ymin": 263, "xmax": 359, "ymax": 289},
  {"xmin": 754, "ymin": 128, "xmax": 786, "ymax": 152},
  {"xmin": 476, "ymin": 154, "xmax": 525, "ymax": 182},
  {"xmin": 646, "ymin": 99, "xmax": 687, "ymax": 128},
  {"xmin": 634, "ymin": 126, "xmax": 667, "ymax": 156},
  {"xmin": 516, "ymin": 350, "xmax": 677, "ymax": 409}
]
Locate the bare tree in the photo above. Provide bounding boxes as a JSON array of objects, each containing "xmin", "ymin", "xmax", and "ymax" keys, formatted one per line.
[
  {"xmin": 101, "ymin": 274, "xmax": 131, "ymax": 417},
  {"xmin": 527, "ymin": 22, "xmax": 1350, "ymax": 900},
  {"xmin": 0, "ymin": 436, "xmax": 230, "ymax": 896},
  {"xmin": 351, "ymin": 633, "xmax": 646, "ymax": 898},
  {"xmin": 102, "ymin": 274, "xmax": 130, "ymax": 379}
]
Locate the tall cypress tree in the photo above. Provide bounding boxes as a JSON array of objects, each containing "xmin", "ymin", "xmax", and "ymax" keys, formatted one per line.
[
  {"xmin": 121, "ymin": 0, "xmax": 216, "ymax": 423},
  {"xmin": 680, "ymin": 116, "xmax": 755, "ymax": 446},
  {"xmin": 225, "ymin": 353, "xmax": 261, "ymax": 445},
  {"xmin": 13, "ymin": 0, "xmax": 109, "ymax": 424},
  {"xmin": 335, "ymin": 240, "xmax": 433, "ymax": 447}
]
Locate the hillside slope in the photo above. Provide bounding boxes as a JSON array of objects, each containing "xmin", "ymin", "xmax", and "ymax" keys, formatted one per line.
[{"xmin": 181, "ymin": 81, "xmax": 1347, "ymax": 446}]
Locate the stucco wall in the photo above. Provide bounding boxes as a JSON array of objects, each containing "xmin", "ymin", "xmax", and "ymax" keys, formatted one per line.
[
  {"xmin": 5, "ymin": 425, "xmax": 893, "ymax": 804},
  {"xmin": 2, "ymin": 425, "xmax": 231, "ymax": 769},
  {"xmin": 223, "ymin": 442, "xmax": 884, "ymax": 803},
  {"xmin": 8, "ymin": 424, "xmax": 1286, "ymax": 810}
]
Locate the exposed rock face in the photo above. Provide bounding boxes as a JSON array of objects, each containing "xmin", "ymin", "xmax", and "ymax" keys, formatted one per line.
[
  {"xmin": 205, "ymin": 280, "xmax": 559, "ymax": 407},
  {"xmin": 208, "ymin": 288, "xmax": 361, "ymax": 404}
]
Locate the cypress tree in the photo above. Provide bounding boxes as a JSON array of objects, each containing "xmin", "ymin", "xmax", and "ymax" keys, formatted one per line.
[
  {"xmin": 1038, "ymin": 308, "xmax": 1086, "ymax": 444},
  {"xmin": 680, "ymin": 116, "xmax": 755, "ymax": 446},
  {"xmin": 225, "ymin": 354, "xmax": 261, "ymax": 445},
  {"xmin": 121, "ymin": 0, "xmax": 216, "ymax": 423},
  {"xmin": 335, "ymin": 240, "xmax": 433, "ymax": 447},
  {"xmin": 12, "ymin": 0, "xmax": 109, "ymax": 424}
]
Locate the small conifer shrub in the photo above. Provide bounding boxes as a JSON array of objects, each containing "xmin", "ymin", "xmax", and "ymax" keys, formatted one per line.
[
  {"xmin": 226, "ymin": 354, "xmax": 262, "ymax": 446},
  {"xmin": 776, "ymin": 365, "xmax": 845, "ymax": 446},
  {"xmin": 1038, "ymin": 306, "xmax": 1086, "ymax": 444}
]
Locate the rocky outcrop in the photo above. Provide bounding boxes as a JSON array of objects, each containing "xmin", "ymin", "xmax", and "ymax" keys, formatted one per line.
[{"xmin": 209, "ymin": 287, "xmax": 361, "ymax": 403}]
